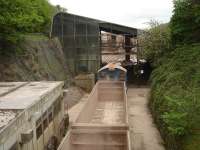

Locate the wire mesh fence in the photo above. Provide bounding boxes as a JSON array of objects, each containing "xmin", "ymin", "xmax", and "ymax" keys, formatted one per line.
[{"xmin": 51, "ymin": 13, "xmax": 101, "ymax": 75}]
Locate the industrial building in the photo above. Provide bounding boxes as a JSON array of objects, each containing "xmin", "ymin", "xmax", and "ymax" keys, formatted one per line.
[
  {"xmin": 51, "ymin": 13, "xmax": 138, "ymax": 76},
  {"xmin": 51, "ymin": 13, "xmax": 152, "ymax": 84},
  {"xmin": 0, "ymin": 82, "xmax": 67, "ymax": 150}
]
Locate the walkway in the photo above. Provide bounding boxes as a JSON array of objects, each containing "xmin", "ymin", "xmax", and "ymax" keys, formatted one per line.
[{"xmin": 127, "ymin": 86, "xmax": 165, "ymax": 150}]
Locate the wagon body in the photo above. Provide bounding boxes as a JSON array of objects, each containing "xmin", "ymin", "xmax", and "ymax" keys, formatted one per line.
[{"xmin": 58, "ymin": 81, "xmax": 130, "ymax": 150}]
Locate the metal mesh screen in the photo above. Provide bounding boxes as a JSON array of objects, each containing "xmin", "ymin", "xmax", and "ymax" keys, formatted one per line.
[{"xmin": 52, "ymin": 13, "xmax": 101, "ymax": 75}]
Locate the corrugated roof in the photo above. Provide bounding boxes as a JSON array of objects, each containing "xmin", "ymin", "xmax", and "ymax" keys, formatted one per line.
[
  {"xmin": 0, "ymin": 81, "xmax": 63, "ymax": 110},
  {"xmin": 53, "ymin": 13, "xmax": 138, "ymax": 37},
  {"xmin": 0, "ymin": 82, "xmax": 27, "ymax": 97}
]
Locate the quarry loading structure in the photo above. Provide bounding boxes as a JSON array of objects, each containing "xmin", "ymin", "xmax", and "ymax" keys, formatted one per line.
[
  {"xmin": 51, "ymin": 13, "xmax": 139, "ymax": 77},
  {"xmin": 0, "ymin": 82, "xmax": 68, "ymax": 150}
]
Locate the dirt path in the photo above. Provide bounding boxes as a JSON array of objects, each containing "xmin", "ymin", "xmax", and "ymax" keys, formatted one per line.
[{"xmin": 127, "ymin": 87, "xmax": 165, "ymax": 150}]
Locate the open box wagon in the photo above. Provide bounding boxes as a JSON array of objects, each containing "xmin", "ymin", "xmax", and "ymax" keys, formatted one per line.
[{"xmin": 58, "ymin": 81, "xmax": 130, "ymax": 150}]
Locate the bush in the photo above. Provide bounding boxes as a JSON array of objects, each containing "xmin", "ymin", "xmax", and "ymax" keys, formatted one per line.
[
  {"xmin": 144, "ymin": 1, "xmax": 200, "ymax": 149},
  {"xmin": 150, "ymin": 44, "xmax": 200, "ymax": 149}
]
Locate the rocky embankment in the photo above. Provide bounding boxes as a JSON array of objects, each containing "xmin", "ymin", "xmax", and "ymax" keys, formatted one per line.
[{"xmin": 0, "ymin": 36, "xmax": 69, "ymax": 82}]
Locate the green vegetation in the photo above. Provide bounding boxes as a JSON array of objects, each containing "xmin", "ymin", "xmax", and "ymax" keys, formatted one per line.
[
  {"xmin": 171, "ymin": 0, "xmax": 200, "ymax": 45},
  {"xmin": 140, "ymin": 0, "xmax": 200, "ymax": 150},
  {"xmin": 151, "ymin": 44, "xmax": 200, "ymax": 149},
  {"xmin": 138, "ymin": 20, "xmax": 171, "ymax": 67},
  {"xmin": 0, "ymin": 0, "xmax": 56, "ymax": 55}
]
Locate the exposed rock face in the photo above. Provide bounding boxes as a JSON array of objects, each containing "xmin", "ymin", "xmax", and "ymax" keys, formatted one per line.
[
  {"xmin": 0, "ymin": 37, "xmax": 69, "ymax": 83},
  {"xmin": 74, "ymin": 74, "xmax": 95, "ymax": 92}
]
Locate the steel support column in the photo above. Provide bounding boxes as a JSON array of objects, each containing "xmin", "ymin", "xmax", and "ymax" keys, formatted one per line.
[{"xmin": 125, "ymin": 36, "xmax": 131, "ymax": 61}]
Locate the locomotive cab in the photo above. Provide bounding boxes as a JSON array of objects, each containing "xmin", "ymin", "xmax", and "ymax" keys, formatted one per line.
[{"xmin": 98, "ymin": 63, "xmax": 127, "ymax": 82}]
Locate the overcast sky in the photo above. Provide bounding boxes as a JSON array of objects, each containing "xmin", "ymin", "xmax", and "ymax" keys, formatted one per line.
[{"xmin": 49, "ymin": 0, "xmax": 174, "ymax": 29}]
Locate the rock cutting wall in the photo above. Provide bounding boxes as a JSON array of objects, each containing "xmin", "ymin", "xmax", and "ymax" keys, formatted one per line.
[{"xmin": 0, "ymin": 37, "xmax": 69, "ymax": 83}]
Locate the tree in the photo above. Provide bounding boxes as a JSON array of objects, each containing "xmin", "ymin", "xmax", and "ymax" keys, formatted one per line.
[
  {"xmin": 138, "ymin": 20, "xmax": 171, "ymax": 67},
  {"xmin": 55, "ymin": 5, "xmax": 68, "ymax": 13},
  {"xmin": 0, "ymin": 0, "xmax": 55, "ymax": 54},
  {"xmin": 171, "ymin": 0, "xmax": 200, "ymax": 45}
]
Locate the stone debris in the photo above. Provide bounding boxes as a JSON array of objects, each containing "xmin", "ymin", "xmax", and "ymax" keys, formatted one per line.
[{"xmin": 63, "ymin": 86, "xmax": 85, "ymax": 109}]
